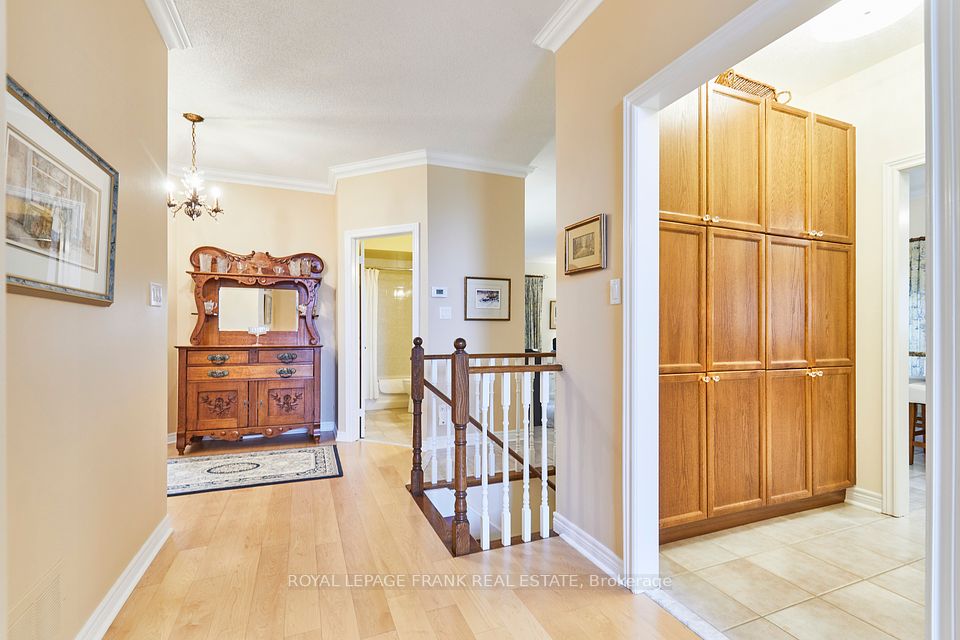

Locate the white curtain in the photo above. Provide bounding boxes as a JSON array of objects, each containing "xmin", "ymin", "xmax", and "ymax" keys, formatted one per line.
[{"xmin": 363, "ymin": 268, "xmax": 380, "ymax": 401}]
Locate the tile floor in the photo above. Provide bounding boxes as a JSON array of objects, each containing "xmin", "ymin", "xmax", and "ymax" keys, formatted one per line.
[
  {"xmin": 363, "ymin": 407, "xmax": 413, "ymax": 446},
  {"xmin": 660, "ymin": 452, "xmax": 926, "ymax": 639}
]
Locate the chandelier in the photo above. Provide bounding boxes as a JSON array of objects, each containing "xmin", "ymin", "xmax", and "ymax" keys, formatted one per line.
[{"xmin": 166, "ymin": 113, "xmax": 224, "ymax": 220}]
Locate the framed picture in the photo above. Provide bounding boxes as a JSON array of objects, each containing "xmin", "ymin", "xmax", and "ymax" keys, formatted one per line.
[
  {"xmin": 564, "ymin": 213, "xmax": 607, "ymax": 275},
  {"xmin": 549, "ymin": 299, "xmax": 557, "ymax": 330},
  {"xmin": 5, "ymin": 76, "xmax": 119, "ymax": 305},
  {"xmin": 464, "ymin": 276, "xmax": 511, "ymax": 321}
]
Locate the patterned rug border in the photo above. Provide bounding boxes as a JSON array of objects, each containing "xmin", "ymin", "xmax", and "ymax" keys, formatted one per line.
[{"xmin": 167, "ymin": 445, "xmax": 343, "ymax": 497}]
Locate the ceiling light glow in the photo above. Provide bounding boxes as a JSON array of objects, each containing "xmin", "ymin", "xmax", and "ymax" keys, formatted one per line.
[{"xmin": 807, "ymin": 0, "xmax": 921, "ymax": 42}]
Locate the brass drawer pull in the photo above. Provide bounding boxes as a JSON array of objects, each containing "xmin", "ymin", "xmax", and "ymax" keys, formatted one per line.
[
  {"xmin": 277, "ymin": 367, "xmax": 296, "ymax": 378},
  {"xmin": 277, "ymin": 352, "xmax": 298, "ymax": 363},
  {"xmin": 208, "ymin": 369, "xmax": 229, "ymax": 378},
  {"xmin": 207, "ymin": 354, "xmax": 230, "ymax": 364}
]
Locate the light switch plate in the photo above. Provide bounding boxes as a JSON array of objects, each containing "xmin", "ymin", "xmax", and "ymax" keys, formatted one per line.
[
  {"xmin": 432, "ymin": 286, "xmax": 448, "ymax": 298},
  {"xmin": 609, "ymin": 278, "xmax": 622, "ymax": 305},
  {"xmin": 149, "ymin": 282, "xmax": 164, "ymax": 307},
  {"xmin": 439, "ymin": 306, "xmax": 452, "ymax": 320}
]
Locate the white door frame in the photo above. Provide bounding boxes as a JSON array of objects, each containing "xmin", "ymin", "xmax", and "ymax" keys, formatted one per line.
[
  {"xmin": 340, "ymin": 223, "xmax": 421, "ymax": 442},
  {"xmin": 881, "ymin": 152, "xmax": 925, "ymax": 518},
  {"xmin": 623, "ymin": 3, "xmax": 960, "ymax": 635}
]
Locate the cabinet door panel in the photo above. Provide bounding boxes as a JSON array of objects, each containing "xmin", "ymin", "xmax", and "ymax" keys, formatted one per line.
[
  {"xmin": 766, "ymin": 102, "xmax": 811, "ymax": 237},
  {"xmin": 766, "ymin": 369, "xmax": 812, "ymax": 504},
  {"xmin": 706, "ymin": 84, "xmax": 764, "ymax": 232},
  {"xmin": 708, "ymin": 370, "xmax": 765, "ymax": 516},
  {"xmin": 812, "ymin": 116, "xmax": 855, "ymax": 243},
  {"xmin": 812, "ymin": 242, "xmax": 855, "ymax": 367},
  {"xmin": 186, "ymin": 380, "xmax": 250, "ymax": 431},
  {"xmin": 811, "ymin": 367, "xmax": 855, "ymax": 494},
  {"xmin": 767, "ymin": 236, "xmax": 811, "ymax": 369},
  {"xmin": 257, "ymin": 378, "xmax": 315, "ymax": 426},
  {"xmin": 659, "ymin": 374, "xmax": 707, "ymax": 527},
  {"xmin": 660, "ymin": 222, "xmax": 707, "ymax": 373},
  {"xmin": 660, "ymin": 88, "xmax": 705, "ymax": 225},
  {"xmin": 707, "ymin": 229, "xmax": 765, "ymax": 370}
]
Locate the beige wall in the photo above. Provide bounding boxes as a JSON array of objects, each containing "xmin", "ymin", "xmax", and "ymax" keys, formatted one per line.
[
  {"xmin": 5, "ymin": 0, "xmax": 168, "ymax": 636},
  {"xmin": 554, "ymin": 0, "xmax": 789, "ymax": 554},
  {"xmin": 426, "ymin": 166, "xmax": 525, "ymax": 354},
  {"xmin": 526, "ymin": 260, "xmax": 557, "ymax": 352},
  {"xmin": 167, "ymin": 182, "xmax": 338, "ymax": 430},
  {"xmin": 799, "ymin": 44, "xmax": 926, "ymax": 494}
]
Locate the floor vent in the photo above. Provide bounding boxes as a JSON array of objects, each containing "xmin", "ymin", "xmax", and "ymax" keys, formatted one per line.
[{"xmin": 9, "ymin": 564, "xmax": 61, "ymax": 640}]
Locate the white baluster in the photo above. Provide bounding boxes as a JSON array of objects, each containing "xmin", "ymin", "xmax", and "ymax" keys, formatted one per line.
[
  {"xmin": 521, "ymin": 371, "xmax": 532, "ymax": 543},
  {"xmin": 480, "ymin": 372, "xmax": 492, "ymax": 550},
  {"xmin": 488, "ymin": 358, "xmax": 497, "ymax": 476},
  {"xmin": 500, "ymin": 371, "xmax": 512, "ymax": 545},
  {"xmin": 539, "ymin": 371, "xmax": 551, "ymax": 539},
  {"xmin": 430, "ymin": 359, "xmax": 438, "ymax": 484},
  {"xmin": 445, "ymin": 359, "xmax": 452, "ymax": 482},
  {"xmin": 473, "ymin": 373, "xmax": 481, "ymax": 478}
]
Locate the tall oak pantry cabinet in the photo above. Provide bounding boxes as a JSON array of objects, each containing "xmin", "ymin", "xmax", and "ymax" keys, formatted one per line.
[{"xmin": 659, "ymin": 82, "xmax": 856, "ymax": 542}]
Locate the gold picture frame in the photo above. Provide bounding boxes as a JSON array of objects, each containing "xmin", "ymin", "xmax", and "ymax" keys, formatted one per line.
[
  {"xmin": 564, "ymin": 213, "xmax": 607, "ymax": 275},
  {"xmin": 549, "ymin": 299, "xmax": 557, "ymax": 329}
]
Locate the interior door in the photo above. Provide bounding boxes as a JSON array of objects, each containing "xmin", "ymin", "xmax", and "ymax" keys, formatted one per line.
[
  {"xmin": 357, "ymin": 238, "xmax": 366, "ymax": 438},
  {"xmin": 707, "ymin": 370, "xmax": 765, "ymax": 516},
  {"xmin": 659, "ymin": 373, "xmax": 708, "ymax": 527},
  {"xmin": 765, "ymin": 369, "xmax": 812, "ymax": 504},
  {"xmin": 811, "ymin": 366, "xmax": 855, "ymax": 494}
]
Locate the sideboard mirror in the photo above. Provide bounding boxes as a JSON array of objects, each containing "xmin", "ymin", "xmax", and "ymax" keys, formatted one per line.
[{"xmin": 218, "ymin": 287, "xmax": 300, "ymax": 332}]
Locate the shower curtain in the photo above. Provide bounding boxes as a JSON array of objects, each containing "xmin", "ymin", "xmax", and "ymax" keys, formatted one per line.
[
  {"xmin": 363, "ymin": 268, "xmax": 380, "ymax": 401},
  {"xmin": 525, "ymin": 275, "xmax": 544, "ymax": 351},
  {"xmin": 909, "ymin": 238, "xmax": 926, "ymax": 379}
]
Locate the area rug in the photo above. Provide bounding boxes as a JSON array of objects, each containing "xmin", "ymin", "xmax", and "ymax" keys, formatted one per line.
[{"xmin": 167, "ymin": 445, "xmax": 343, "ymax": 496}]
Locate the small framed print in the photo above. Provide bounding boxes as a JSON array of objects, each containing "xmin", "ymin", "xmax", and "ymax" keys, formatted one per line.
[
  {"xmin": 464, "ymin": 276, "xmax": 511, "ymax": 321},
  {"xmin": 564, "ymin": 213, "xmax": 607, "ymax": 275},
  {"xmin": 549, "ymin": 299, "xmax": 557, "ymax": 329}
]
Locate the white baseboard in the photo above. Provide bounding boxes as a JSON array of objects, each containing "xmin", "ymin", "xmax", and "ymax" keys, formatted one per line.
[
  {"xmin": 75, "ymin": 515, "xmax": 173, "ymax": 639},
  {"xmin": 846, "ymin": 486, "xmax": 883, "ymax": 513},
  {"xmin": 320, "ymin": 421, "xmax": 337, "ymax": 432},
  {"xmin": 167, "ymin": 432, "xmax": 176, "ymax": 445},
  {"xmin": 552, "ymin": 512, "xmax": 622, "ymax": 581}
]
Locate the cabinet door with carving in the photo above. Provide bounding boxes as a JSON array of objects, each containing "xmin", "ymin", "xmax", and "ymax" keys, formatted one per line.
[
  {"xmin": 256, "ymin": 379, "xmax": 315, "ymax": 427},
  {"xmin": 186, "ymin": 381, "xmax": 250, "ymax": 431}
]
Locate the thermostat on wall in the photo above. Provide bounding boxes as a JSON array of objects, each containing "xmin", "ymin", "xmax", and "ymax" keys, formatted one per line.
[{"xmin": 432, "ymin": 286, "xmax": 448, "ymax": 298}]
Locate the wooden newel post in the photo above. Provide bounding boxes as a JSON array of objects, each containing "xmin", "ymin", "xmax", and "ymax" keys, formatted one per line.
[
  {"xmin": 450, "ymin": 337, "xmax": 472, "ymax": 556},
  {"xmin": 411, "ymin": 337, "xmax": 425, "ymax": 495}
]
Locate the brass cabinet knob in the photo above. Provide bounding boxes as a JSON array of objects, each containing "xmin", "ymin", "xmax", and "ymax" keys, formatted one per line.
[
  {"xmin": 711, "ymin": 216, "xmax": 720, "ymax": 223},
  {"xmin": 702, "ymin": 376, "xmax": 711, "ymax": 383},
  {"xmin": 808, "ymin": 230, "xmax": 818, "ymax": 237},
  {"xmin": 702, "ymin": 215, "xmax": 711, "ymax": 222},
  {"xmin": 712, "ymin": 375, "xmax": 720, "ymax": 382},
  {"xmin": 816, "ymin": 231, "xmax": 824, "ymax": 237}
]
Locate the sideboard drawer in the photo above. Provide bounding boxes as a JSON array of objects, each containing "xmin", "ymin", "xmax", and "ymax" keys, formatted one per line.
[
  {"xmin": 186, "ymin": 350, "xmax": 250, "ymax": 366},
  {"xmin": 187, "ymin": 364, "xmax": 312, "ymax": 382},
  {"xmin": 258, "ymin": 348, "xmax": 314, "ymax": 365}
]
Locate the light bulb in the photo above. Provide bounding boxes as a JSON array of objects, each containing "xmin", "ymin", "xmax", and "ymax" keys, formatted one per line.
[{"xmin": 210, "ymin": 187, "xmax": 221, "ymax": 200}]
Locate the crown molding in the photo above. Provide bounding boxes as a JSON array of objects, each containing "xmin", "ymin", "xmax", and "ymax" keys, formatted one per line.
[
  {"xmin": 329, "ymin": 149, "xmax": 533, "ymax": 183},
  {"xmin": 533, "ymin": 0, "xmax": 604, "ymax": 52},
  {"xmin": 175, "ymin": 166, "xmax": 335, "ymax": 195},
  {"xmin": 144, "ymin": 0, "xmax": 192, "ymax": 49}
]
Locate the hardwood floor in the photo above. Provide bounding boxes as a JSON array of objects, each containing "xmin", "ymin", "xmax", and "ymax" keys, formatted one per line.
[{"xmin": 107, "ymin": 437, "xmax": 694, "ymax": 639}]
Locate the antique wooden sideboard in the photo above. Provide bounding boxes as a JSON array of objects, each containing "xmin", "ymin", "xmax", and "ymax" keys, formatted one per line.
[{"xmin": 175, "ymin": 246, "xmax": 324, "ymax": 455}]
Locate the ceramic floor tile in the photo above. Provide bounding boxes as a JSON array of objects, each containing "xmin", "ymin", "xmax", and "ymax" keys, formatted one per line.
[
  {"xmin": 869, "ymin": 564, "xmax": 925, "ymax": 605},
  {"xmin": 664, "ymin": 572, "xmax": 759, "ymax": 631},
  {"xmin": 659, "ymin": 554, "xmax": 688, "ymax": 579},
  {"xmin": 792, "ymin": 532, "xmax": 905, "ymax": 578},
  {"xmin": 767, "ymin": 598, "xmax": 897, "ymax": 640},
  {"xmin": 703, "ymin": 527, "xmax": 786, "ymax": 557},
  {"xmin": 660, "ymin": 537, "xmax": 738, "ymax": 572},
  {"xmin": 725, "ymin": 617, "xmax": 798, "ymax": 640},
  {"xmin": 829, "ymin": 526, "xmax": 925, "ymax": 564},
  {"xmin": 857, "ymin": 514, "xmax": 926, "ymax": 546},
  {"xmin": 746, "ymin": 546, "xmax": 859, "ymax": 595},
  {"xmin": 697, "ymin": 558, "xmax": 812, "ymax": 616},
  {"xmin": 822, "ymin": 580, "xmax": 924, "ymax": 640}
]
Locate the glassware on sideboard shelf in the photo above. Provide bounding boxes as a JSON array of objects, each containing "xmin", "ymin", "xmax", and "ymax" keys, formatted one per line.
[
  {"xmin": 215, "ymin": 257, "xmax": 231, "ymax": 274},
  {"xmin": 273, "ymin": 265, "xmax": 284, "ymax": 275},
  {"xmin": 289, "ymin": 260, "xmax": 301, "ymax": 277},
  {"xmin": 301, "ymin": 258, "xmax": 312, "ymax": 276},
  {"xmin": 198, "ymin": 252, "xmax": 213, "ymax": 272}
]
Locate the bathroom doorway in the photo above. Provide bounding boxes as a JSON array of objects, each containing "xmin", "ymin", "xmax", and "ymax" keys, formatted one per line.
[{"xmin": 359, "ymin": 232, "xmax": 415, "ymax": 444}]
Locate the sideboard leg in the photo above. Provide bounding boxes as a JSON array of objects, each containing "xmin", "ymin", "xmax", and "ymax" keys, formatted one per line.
[{"xmin": 176, "ymin": 432, "xmax": 187, "ymax": 456}]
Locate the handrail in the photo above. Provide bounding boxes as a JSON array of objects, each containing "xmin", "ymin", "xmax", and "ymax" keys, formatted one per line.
[
  {"xmin": 468, "ymin": 363, "xmax": 563, "ymax": 375},
  {"xmin": 424, "ymin": 351, "xmax": 557, "ymax": 361},
  {"xmin": 423, "ymin": 379, "xmax": 556, "ymax": 491}
]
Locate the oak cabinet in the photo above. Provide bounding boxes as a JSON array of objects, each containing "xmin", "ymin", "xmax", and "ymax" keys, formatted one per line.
[
  {"xmin": 707, "ymin": 228, "xmax": 765, "ymax": 371},
  {"xmin": 659, "ymin": 374, "xmax": 708, "ymax": 527},
  {"xmin": 765, "ymin": 369, "xmax": 812, "ymax": 504},
  {"xmin": 706, "ymin": 83, "xmax": 764, "ymax": 232},
  {"xmin": 766, "ymin": 236, "xmax": 811, "ymax": 369},
  {"xmin": 765, "ymin": 102, "xmax": 811, "ymax": 238},
  {"xmin": 660, "ymin": 88, "xmax": 704, "ymax": 225},
  {"xmin": 660, "ymin": 222, "xmax": 707, "ymax": 373},
  {"xmin": 812, "ymin": 367, "xmax": 856, "ymax": 494},
  {"xmin": 707, "ymin": 370, "xmax": 765, "ymax": 517},
  {"xmin": 812, "ymin": 241, "xmax": 855, "ymax": 367},
  {"xmin": 813, "ymin": 115, "xmax": 856, "ymax": 244}
]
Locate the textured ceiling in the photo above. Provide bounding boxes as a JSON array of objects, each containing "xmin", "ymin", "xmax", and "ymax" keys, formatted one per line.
[{"xmin": 168, "ymin": 0, "xmax": 563, "ymax": 186}]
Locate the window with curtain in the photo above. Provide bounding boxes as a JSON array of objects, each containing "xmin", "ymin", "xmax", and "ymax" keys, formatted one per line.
[
  {"xmin": 909, "ymin": 237, "xmax": 926, "ymax": 379},
  {"xmin": 525, "ymin": 275, "xmax": 544, "ymax": 351}
]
